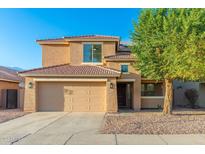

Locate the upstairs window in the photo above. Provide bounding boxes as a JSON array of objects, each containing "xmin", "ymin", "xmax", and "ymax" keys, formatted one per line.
[
  {"xmin": 83, "ymin": 44, "xmax": 102, "ymax": 63},
  {"xmin": 121, "ymin": 64, "xmax": 129, "ymax": 73}
]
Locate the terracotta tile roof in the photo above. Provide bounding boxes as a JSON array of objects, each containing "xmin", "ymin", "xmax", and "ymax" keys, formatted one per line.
[
  {"xmin": 19, "ymin": 64, "xmax": 121, "ymax": 77},
  {"xmin": 0, "ymin": 66, "xmax": 23, "ymax": 82},
  {"xmin": 104, "ymin": 52, "xmax": 135, "ymax": 61},
  {"xmin": 37, "ymin": 35, "xmax": 119, "ymax": 42}
]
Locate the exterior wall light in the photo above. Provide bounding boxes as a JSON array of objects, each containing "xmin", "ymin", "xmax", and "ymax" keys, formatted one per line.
[
  {"xmin": 28, "ymin": 82, "xmax": 33, "ymax": 89},
  {"xmin": 110, "ymin": 82, "xmax": 114, "ymax": 89}
]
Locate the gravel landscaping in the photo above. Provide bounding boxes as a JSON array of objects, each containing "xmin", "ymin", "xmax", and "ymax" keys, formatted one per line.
[
  {"xmin": 100, "ymin": 111, "xmax": 205, "ymax": 135},
  {"xmin": 0, "ymin": 109, "xmax": 29, "ymax": 124}
]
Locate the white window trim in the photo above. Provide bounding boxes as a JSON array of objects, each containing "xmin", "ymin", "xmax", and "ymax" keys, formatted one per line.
[
  {"xmin": 120, "ymin": 63, "xmax": 130, "ymax": 74},
  {"xmin": 82, "ymin": 42, "xmax": 103, "ymax": 64}
]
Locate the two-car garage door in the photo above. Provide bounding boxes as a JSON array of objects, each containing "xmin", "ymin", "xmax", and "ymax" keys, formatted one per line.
[{"xmin": 38, "ymin": 82, "xmax": 106, "ymax": 112}]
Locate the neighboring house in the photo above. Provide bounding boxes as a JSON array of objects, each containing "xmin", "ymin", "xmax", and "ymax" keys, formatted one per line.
[
  {"xmin": 0, "ymin": 66, "xmax": 24, "ymax": 109},
  {"xmin": 19, "ymin": 35, "xmax": 165, "ymax": 112}
]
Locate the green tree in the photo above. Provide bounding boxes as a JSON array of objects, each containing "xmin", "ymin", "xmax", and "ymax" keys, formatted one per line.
[{"xmin": 131, "ymin": 8, "xmax": 205, "ymax": 114}]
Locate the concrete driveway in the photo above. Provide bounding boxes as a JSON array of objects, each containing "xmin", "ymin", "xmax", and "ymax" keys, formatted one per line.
[
  {"xmin": 0, "ymin": 112, "xmax": 205, "ymax": 145},
  {"xmin": 0, "ymin": 112, "xmax": 110, "ymax": 145}
]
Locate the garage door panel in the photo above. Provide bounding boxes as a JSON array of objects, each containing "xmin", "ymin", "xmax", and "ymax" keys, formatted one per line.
[
  {"xmin": 90, "ymin": 106, "xmax": 104, "ymax": 112},
  {"xmin": 89, "ymin": 97, "xmax": 105, "ymax": 102},
  {"xmin": 38, "ymin": 83, "xmax": 64, "ymax": 111},
  {"xmin": 72, "ymin": 90, "xmax": 89, "ymax": 95},
  {"xmin": 71, "ymin": 97, "xmax": 89, "ymax": 103},
  {"xmin": 89, "ymin": 91, "xmax": 105, "ymax": 95},
  {"xmin": 38, "ymin": 82, "xmax": 106, "ymax": 112}
]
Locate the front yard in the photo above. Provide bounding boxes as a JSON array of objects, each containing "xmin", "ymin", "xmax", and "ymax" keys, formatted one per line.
[
  {"xmin": 101, "ymin": 110, "xmax": 205, "ymax": 135},
  {"xmin": 0, "ymin": 109, "xmax": 28, "ymax": 124}
]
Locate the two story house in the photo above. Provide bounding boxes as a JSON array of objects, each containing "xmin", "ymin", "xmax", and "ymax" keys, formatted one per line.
[{"xmin": 19, "ymin": 35, "xmax": 164, "ymax": 112}]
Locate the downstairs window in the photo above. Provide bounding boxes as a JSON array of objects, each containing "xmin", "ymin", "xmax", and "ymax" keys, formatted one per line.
[{"xmin": 141, "ymin": 83, "xmax": 163, "ymax": 96}]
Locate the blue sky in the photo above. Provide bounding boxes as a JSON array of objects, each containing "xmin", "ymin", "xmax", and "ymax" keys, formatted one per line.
[{"xmin": 0, "ymin": 8, "xmax": 140, "ymax": 69}]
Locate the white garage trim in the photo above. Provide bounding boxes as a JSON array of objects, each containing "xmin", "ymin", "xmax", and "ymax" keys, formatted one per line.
[{"xmin": 34, "ymin": 78, "xmax": 107, "ymax": 82}]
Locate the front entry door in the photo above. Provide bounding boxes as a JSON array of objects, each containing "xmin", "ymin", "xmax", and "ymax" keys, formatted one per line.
[{"xmin": 117, "ymin": 83, "xmax": 127, "ymax": 108}]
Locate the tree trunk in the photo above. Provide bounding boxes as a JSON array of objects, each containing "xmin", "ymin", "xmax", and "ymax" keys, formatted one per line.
[{"xmin": 163, "ymin": 79, "xmax": 173, "ymax": 115}]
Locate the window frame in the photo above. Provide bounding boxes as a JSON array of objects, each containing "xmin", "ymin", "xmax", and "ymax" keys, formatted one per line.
[
  {"xmin": 120, "ymin": 63, "xmax": 129, "ymax": 74},
  {"xmin": 82, "ymin": 42, "xmax": 103, "ymax": 64},
  {"xmin": 141, "ymin": 82, "xmax": 164, "ymax": 98}
]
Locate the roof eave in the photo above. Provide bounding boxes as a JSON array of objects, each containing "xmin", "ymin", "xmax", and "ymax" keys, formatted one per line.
[
  {"xmin": 36, "ymin": 38, "xmax": 120, "ymax": 44},
  {"xmin": 64, "ymin": 38, "xmax": 119, "ymax": 42},
  {"xmin": 36, "ymin": 40, "xmax": 69, "ymax": 45},
  {"xmin": 105, "ymin": 58, "xmax": 135, "ymax": 62},
  {"xmin": 0, "ymin": 78, "xmax": 20, "ymax": 83},
  {"xmin": 19, "ymin": 73, "xmax": 121, "ymax": 78}
]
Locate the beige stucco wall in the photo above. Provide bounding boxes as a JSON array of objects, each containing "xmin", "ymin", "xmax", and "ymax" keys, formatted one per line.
[
  {"xmin": 23, "ymin": 77, "xmax": 118, "ymax": 112},
  {"xmin": 42, "ymin": 44, "xmax": 70, "ymax": 67},
  {"xmin": 41, "ymin": 41, "xmax": 117, "ymax": 66},
  {"xmin": 69, "ymin": 42, "xmax": 83, "ymax": 65},
  {"xmin": 140, "ymin": 80, "xmax": 165, "ymax": 109},
  {"xmin": 106, "ymin": 61, "xmax": 141, "ymax": 111},
  {"xmin": 103, "ymin": 42, "xmax": 116, "ymax": 57},
  {"xmin": 133, "ymin": 78, "xmax": 141, "ymax": 111},
  {"xmin": 141, "ymin": 97, "xmax": 164, "ymax": 108},
  {"xmin": 0, "ymin": 81, "xmax": 19, "ymax": 108},
  {"xmin": 105, "ymin": 61, "xmax": 139, "ymax": 78},
  {"xmin": 106, "ymin": 78, "xmax": 118, "ymax": 112},
  {"xmin": 24, "ymin": 77, "xmax": 37, "ymax": 112},
  {"xmin": 31, "ymin": 39, "xmax": 170, "ymax": 111},
  {"xmin": 19, "ymin": 88, "xmax": 24, "ymax": 109}
]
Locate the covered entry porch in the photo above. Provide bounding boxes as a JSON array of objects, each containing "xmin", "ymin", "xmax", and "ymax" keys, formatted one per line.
[{"xmin": 117, "ymin": 80, "xmax": 134, "ymax": 110}]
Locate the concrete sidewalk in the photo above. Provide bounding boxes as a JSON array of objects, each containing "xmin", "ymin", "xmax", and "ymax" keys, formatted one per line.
[
  {"xmin": 0, "ymin": 112, "xmax": 205, "ymax": 145},
  {"xmin": 65, "ymin": 133, "xmax": 205, "ymax": 145}
]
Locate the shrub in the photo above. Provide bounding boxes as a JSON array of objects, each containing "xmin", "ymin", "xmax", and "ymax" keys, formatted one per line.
[
  {"xmin": 157, "ymin": 104, "xmax": 163, "ymax": 110},
  {"xmin": 184, "ymin": 88, "xmax": 199, "ymax": 108}
]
